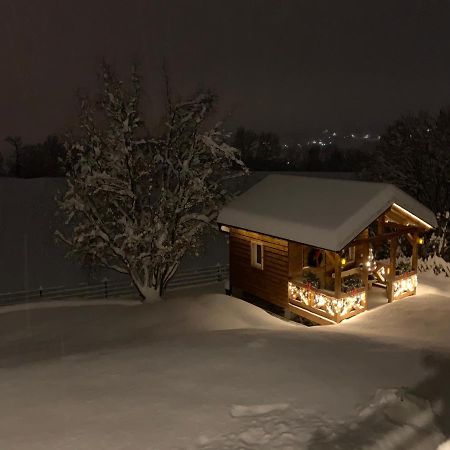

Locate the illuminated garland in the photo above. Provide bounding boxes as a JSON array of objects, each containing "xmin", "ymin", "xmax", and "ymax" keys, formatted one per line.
[
  {"xmin": 288, "ymin": 281, "xmax": 366, "ymax": 320},
  {"xmin": 392, "ymin": 273, "xmax": 417, "ymax": 299}
]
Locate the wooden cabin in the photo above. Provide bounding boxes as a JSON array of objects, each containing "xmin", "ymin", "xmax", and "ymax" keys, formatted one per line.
[{"xmin": 217, "ymin": 175, "xmax": 437, "ymax": 325}]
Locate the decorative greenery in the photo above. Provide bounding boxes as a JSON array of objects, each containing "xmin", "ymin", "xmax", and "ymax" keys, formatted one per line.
[
  {"xmin": 303, "ymin": 271, "xmax": 320, "ymax": 289},
  {"xmin": 396, "ymin": 261, "xmax": 412, "ymax": 275},
  {"xmin": 342, "ymin": 274, "xmax": 364, "ymax": 293}
]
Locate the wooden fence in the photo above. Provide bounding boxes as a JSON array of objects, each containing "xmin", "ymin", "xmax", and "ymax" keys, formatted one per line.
[{"xmin": 0, "ymin": 264, "xmax": 229, "ymax": 307}]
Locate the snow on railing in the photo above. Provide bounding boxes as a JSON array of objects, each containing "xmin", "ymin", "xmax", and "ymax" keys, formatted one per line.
[
  {"xmin": 0, "ymin": 264, "xmax": 229, "ymax": 307},
  {"xmin": 418, "ymin": 256, "xmax": 450, "ymax": 278}
]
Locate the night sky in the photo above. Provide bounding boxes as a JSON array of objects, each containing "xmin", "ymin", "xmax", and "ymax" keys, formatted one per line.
[{"xmin": 2, "ymin": 0, "xmax": 450, "ymax": 146}]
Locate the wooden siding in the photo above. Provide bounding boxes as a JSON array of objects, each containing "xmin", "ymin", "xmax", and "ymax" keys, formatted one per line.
[
  {"xmin": 229, "ymin": 227, "xmax": 289, "ymax": 307},
  {"xmin": 288, "ymin": 242, "xmax": 303, "ymax": 278}
]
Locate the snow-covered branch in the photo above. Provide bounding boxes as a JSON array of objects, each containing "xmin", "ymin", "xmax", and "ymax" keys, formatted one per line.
[{"xmin": 56, "ymin": 64, "xmax": 247, "ymax": 301}]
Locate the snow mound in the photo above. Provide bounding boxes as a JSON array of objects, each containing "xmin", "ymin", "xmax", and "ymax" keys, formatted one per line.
[
  {"xmin": 196, "ymin": 389, "xmax": 446, "ymax": 450},
  {"xmin": 195, "ymin": 405, "xmax": 321, "ymax": 450},
  {"xmin": 0, "ymin": 292, "xmax": 291, "ymax": 366},
  {"xmin": 230, "ymin": 403, "xmax": 290, "ymax": 418},
  {"xmin": 308, "ymin": 388, "xmax": 445, "ymax": 450}
]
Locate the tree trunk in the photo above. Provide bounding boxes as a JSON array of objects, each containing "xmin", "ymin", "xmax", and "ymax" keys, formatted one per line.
[
  {"xmin": 128, "ymin": 262, "xmax": 179, "ymax": 303},
  {"xmin": 138, "ymin": 284, "xmax": 161, "ymax": 303},
  {"xmin": 129, "ymin": 270, "xmax": 162, "ymax": 303}
]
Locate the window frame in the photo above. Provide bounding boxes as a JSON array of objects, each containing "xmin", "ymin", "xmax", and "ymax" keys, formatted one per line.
[
  {"xmin": 345, "ymin": 245, "xmax": 356, "ymax": 264},
  {"xmin": 250, "ymin": 241, "xmax": 264, "ymax": 270}
]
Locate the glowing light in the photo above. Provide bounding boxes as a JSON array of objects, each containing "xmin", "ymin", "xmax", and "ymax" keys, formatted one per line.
[
  {"xmin": 288, "ymin": 281, "xmax": 366, "ymax": 321},
  {"xmin": 417, "ymin": 237, "xmax": 424, "ymax": 245},
  {"xmin": 220, "ymin": 225, "xmax": 230, "ymax": 233},
  {"xmin": 365, "ymin": 247, "xmax": 376, "ymax": 272},
  {"xmin": 392, "ymin": 203, "xmax": 434, "ymax": 230},
  {"xmin": 392, "ymin": 274, "xmax": 417, "ymax": 299},
  {"xmin": 341, "ymin": 257, "xmax": 347, "ymax": 266}
]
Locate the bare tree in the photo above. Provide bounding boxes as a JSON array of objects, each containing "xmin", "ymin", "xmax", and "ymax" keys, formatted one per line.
[{"xmin": 56, "ymin": 64, "xmax": 246, "ymax": 301}]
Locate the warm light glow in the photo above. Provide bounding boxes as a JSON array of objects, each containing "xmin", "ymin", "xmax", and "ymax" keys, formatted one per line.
[
  {"xmin": 393, "ymin": 274, "xmax": 417, "ymax": 299},
  {"xmin": 376, "ymin": 266, "xmax": 386, "ymax": 282},
  {"xmin": 341, "ymin": 257, "xmax": 347, "ymax": 266},
  {"xmin": 220, "ymin": 225, "xmax": 230, "ymax": 233},
  {"xmin": 392, "ymin": 203, "xmax": 434, "ymax": 229},
  {"xmin": 288, "ymin": 281, "xmax": 366, "ymax": 321},
  {"xmin": 417, "ymin": 237, "xmax": 424, "ymax": 245}
]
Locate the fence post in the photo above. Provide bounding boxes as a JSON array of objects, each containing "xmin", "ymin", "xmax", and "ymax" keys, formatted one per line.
[
  {"xmin": 216, "ymin": 263, "xmax": 222, "ymax": 281},
  {"xmin": 102, "ymin": 277, "xmax": 109, "ymax": 298}
]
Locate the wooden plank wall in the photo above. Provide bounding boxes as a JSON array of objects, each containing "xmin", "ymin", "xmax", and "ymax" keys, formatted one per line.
[
  {"xmin": 288, "ymin": 241, "xmax": 303, "ymax": 278},
  {"xmin": 229, "ymin": 227, "xmax": 289, "ymax": 307}
]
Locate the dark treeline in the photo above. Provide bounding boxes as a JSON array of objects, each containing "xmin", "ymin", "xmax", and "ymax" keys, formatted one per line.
[
  {"xmin": 232, "ymin": 121, "xmax": 450, "ymax": 263},
  {"xmin": 2, "ymin": 115, "xmax": 449, "ymax": 263},
  {"xmin": 3, "ymin": 128, "xmax": 368, "ymax": 178},
  {"xmin": 2, "ymin": 135, "xmax": 65, "ymax": 178},
  {"xmin": 362, "ymin": 109, "xmax": 450, "ymax": 262},
  {"xmin": 231, "ymin": 127, "xmax": 366, "ymax": 172}
]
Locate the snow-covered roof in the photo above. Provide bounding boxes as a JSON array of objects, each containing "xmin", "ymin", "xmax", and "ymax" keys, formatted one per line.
[{"xmin": 217, "ymin": 175, "xmax": 437, "ymax": 251}]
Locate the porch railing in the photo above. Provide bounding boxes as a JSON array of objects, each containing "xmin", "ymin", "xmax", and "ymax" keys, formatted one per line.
[
  {"xmin": 390, "ymin": 271, "xmax": 417, "ymax": 301},
  {"xmin": 288, "ymin": 279, "xmax": 366, "ymax": 324}
]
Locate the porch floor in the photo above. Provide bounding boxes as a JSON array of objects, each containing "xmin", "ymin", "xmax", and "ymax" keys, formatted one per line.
[{"xmin": 366, "ymin": 285, "xmax": 389, "ymax": 310}]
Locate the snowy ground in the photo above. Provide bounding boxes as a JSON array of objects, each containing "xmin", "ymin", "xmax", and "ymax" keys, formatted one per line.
[{"xmin": 0, "ymin": 276, "xmax": 449, "ymax": 449}]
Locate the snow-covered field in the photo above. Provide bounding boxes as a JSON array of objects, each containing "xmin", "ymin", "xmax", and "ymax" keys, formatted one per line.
[{"xmin": 0, "ymin": 276, "xmax": 449, "ymax": 449}]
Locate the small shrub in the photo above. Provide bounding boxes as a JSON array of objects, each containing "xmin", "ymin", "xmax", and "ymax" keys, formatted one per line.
[
  {"xmin": 396, "ymin": 261, "xmax": 411, "ymax": 275},
  {"xmin": 303, "ymin": 271, "xmax": 320, "ymax": 288},
  {"xmin": 342, "ymin": 274, "xmax": 363, "ymax": 293}
]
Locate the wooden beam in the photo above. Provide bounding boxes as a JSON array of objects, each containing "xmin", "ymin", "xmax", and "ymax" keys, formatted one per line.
[
  {"xmin": 411, "ymin": 232, "xmax": 419, "ymax": 273},
  {"xmin": 377, "ymin": 214, "xmax": 385, "ymax": 235},
  {"xmin": 334, "ymin": 253, "xmax": 342, "ymax": 299},
  {"xmin": 387, "ymin": 237, "xmax": 397, "ymax": 302},
  {"xmin": 288, "ymin": 303, "xmax": 336, "ymax": 325},
  {"xmin": 362, "ymin": 241, "xmax": 369, "ymax": 295},
  {"xmin": 351, "ymin": 229, "xmax": 416, "ymax": 246}
]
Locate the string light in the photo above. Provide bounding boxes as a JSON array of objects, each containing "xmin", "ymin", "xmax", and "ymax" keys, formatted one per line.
[
  {"xmin": 288, "ymin": 281, "xmax": 366, "ymax": 321},
  {"xmin": 393, "ymin": 274, "xmax": 417, "ymax": 299},
  {"xmin": 365, "ymin": 247, "xmax": 376, "ymax": 273}
]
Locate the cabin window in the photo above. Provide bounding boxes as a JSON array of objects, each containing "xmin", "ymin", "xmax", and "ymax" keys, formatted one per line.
[
  {"xmin": 345, "ymin": 246, "xmax": 356, "ymax": 263},
  {"xmin": 251, "ymin": 241, "xmax": 264, "ymax": 269},
  {"xmin": 307, "ymin": 248, "xmax": 323, "ymax": 267}
]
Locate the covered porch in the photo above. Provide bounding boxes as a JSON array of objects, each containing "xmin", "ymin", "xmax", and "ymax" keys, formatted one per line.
[{"xmin": 287, "ymin": 206, "xmax": 424, "ymax": 325}]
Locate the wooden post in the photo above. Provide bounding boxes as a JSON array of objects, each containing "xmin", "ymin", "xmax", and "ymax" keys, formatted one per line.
[
  {"xmin": 411, "ymin": 232, "xmax": 419, "ymax": 296},
  {"xmin": 333, "ymin": 253, "xmax": 342, "ymax": 324},
  {"xmin": 362, "ymin": 241, "xmax": 369, "ymax": 297},
  {"xmin": 411, "ymin": 232, "xmax": 419, "ymax": 273},
  {"xmin": 334, "ymin": 254, "xmax": 342, "ymax": 299},
  {"xmin": 377, "ymin": 214, "xmax": 385, "ymax": 235},
  {"xmin": 387, "ymin": 237, "xmax": 397, "ymax": 302}
]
